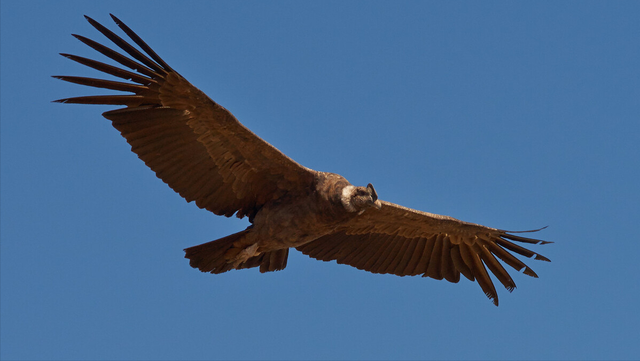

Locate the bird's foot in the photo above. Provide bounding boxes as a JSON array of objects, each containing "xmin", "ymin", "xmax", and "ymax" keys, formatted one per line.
[{"xmin": 230, "ymin": 243, "xmax": 259, "ymax": 267}]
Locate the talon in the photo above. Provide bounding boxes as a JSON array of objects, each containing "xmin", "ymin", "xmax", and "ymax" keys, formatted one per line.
[{"xmin": 231, "ymin": 243, "xmax": 259, "ymax": 267}]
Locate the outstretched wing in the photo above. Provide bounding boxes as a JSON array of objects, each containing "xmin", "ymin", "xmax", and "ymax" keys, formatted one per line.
[
  {"xmin": 297, "ymin": 201, "xmax": 551, "ymax": 305},
  {"xmin": 54, "ymin": 15, "xmax": 316, "ymax": 220}
]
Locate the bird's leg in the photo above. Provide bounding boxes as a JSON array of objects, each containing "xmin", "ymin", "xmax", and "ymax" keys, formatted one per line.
[{"xmin": 227, "ymin": 243, "xmax": 260, "ymax": 267}]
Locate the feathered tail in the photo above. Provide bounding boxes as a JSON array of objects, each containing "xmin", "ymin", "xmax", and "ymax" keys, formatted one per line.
[{"xmin": 184, "ymin": 230, "xmax": 289, "ymax": 274}]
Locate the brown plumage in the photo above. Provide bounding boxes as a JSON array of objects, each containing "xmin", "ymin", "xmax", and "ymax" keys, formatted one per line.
[{"xmin": 55, "ymin": 14, "xmax": 552, "ymax": 306}]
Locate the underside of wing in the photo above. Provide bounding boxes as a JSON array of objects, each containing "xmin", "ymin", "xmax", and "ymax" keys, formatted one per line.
[
  {"xmin": 54, "ymin": 15, "xmax": 315, "ymax": 220},
  {"xmin": 297, "ymin": 201, "xmax": 551, "ymax": 306}
]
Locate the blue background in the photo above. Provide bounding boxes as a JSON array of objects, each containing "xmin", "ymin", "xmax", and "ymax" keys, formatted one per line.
[{"xmin": 2, "ymin": 1, "xmax": 639, "ymax": 360}]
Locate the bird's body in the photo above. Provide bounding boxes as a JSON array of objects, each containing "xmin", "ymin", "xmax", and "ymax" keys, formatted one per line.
[
  {"xmin": 250, "ymin": 172, "xmax": 356, "ymax": 249},
  {"xmin": 55, "ymin": 14, "xmax": 552, "ymax": 305},
  {"xmin": 187, "ymin": 172, "xmax": 375, "ymax": 273}
]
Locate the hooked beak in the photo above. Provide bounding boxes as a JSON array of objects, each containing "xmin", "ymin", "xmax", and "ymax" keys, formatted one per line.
[
  {"xmin": 366, "ymin": 183, "xmax": 381, "ymax": 209},
  {"xmin": 370, "ymin": 199, "xmax": 382, "ymax": 210}
]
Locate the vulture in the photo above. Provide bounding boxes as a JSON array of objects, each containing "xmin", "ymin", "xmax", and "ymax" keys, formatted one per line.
[{"xmin": 55, "ymin": 14, "xmax": 551, "ymax": 305}]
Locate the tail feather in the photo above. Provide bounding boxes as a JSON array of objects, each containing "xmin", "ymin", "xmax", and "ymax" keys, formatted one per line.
[
  {"xmin": 184, "ymin": 230, "xmax": 289, "ymax": 274},
  {"xmin": 238, "ymin": 249, "xmax": 289, "ymax": 273}
]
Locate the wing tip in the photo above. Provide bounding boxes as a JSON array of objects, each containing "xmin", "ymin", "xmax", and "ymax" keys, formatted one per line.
[
  {"xmin": 535, "ymin": 254, "xmax": 551, "ymax": 262},
  {"xmin": 486, "ymin": 293, "xmax": 499, "ymax": 306},
  {"xmin": 506, "ymin": 225, "xmax": 549, "ymax": 233},
  {"xmin": 501, "ymin": 228, "xmax": 552, "ymax": 245},
  {"xmin": 83, "ymin": 14, "xmax": 96, "ymax": 24},
  {"xmin": 522, "ymin": 267, "xmax": 539, "ymax": 278},
  {"xmin": 109, "ymin": 13, "xmax": 122, "ymax": 25}
]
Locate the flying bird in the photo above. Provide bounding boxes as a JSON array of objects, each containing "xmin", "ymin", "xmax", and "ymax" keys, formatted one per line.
[{"xmin": 55, "ymin": 14, "xmax": 551, "ymax": 305}]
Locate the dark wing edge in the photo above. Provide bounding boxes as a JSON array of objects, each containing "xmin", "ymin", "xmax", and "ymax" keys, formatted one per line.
[
  {"xmin": 54, "ymin": 14, "xmax": 316, "ymax": 221},
  {"xmin": 297, "ymin": 201, "xmax": 551, "ymax": 306}
]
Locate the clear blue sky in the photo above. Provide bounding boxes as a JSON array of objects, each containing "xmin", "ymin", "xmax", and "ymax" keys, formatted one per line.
[{"xmin": 2, "ymin": 1, "xmax": 639, "ymax": 360}]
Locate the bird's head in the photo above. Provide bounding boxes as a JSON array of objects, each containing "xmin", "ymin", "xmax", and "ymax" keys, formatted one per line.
[{"xmin": 341, "ymin": 183, "xmax": 382, "ymax": 213}]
